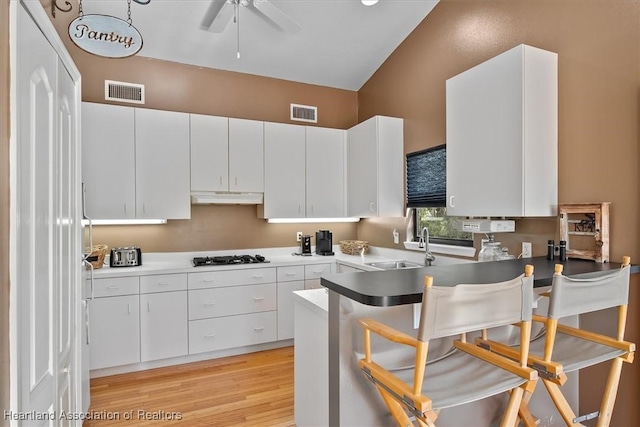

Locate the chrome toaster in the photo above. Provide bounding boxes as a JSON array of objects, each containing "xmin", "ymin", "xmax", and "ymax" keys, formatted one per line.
[{"xmin": 109, "ymin": 247, "xmax": 142, "ymax": 267}]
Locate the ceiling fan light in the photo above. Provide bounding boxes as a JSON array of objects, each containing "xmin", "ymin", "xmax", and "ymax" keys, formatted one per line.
[{"xmin": 361, "ymin": 0, "xmax": 378, "ymax": 5}]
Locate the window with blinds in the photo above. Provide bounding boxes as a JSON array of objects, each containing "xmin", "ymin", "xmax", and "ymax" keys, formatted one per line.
[{"xmin": 406, "ymin": 144, "xmax": 446, "ymax": 208}]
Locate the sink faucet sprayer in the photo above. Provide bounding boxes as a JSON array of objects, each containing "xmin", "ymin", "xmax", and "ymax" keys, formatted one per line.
[{"xmin": 419, "ymin": 227, "xmax": 436, "ymax": 266}]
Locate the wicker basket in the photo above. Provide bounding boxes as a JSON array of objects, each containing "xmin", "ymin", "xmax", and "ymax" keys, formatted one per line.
[
  {"xmin": 339, "ymin": 240, "xmax": 369, "ymax": 255},
  {"xmin": 85, "ymin": 244, "xmax": 108, "ymax": 269}
]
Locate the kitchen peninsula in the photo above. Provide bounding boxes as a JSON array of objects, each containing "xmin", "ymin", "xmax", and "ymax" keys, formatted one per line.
[{"xmin": 320, "ymin": 257, "xmax": 638, "ymax": 427}]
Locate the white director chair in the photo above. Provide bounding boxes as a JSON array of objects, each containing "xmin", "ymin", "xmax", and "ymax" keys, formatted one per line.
[
  {"xmin": 357, "ymin": 266, "xmax": 538, "ymax": 427},
  {"xmin": 481, "ymin": 257, "xmax": 634, "ymax": 427}
]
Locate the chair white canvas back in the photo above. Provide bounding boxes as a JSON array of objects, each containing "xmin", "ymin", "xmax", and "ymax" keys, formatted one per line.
[
  {"xmin": 548, "ymin": 266, "xmax": 631, "ymax": 319},
  {"xmin": 418, "ymin": 274, "xmax": 534, "ymax": 342}
]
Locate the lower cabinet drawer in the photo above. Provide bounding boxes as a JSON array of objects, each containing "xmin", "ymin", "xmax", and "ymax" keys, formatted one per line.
[
  {"xmin": 188, "ymin": 283, "xmax": 276, "ymax": 320},
  {"xmin": 189, "ymin": 311, "xmax": 277, "ymax": 354}
]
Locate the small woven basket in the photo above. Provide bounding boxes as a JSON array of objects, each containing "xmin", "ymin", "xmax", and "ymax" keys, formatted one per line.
[
  {"xmin": 85, "ymin": 244, "xmax": 108, "ymax": 269},
  {"xmin": 339, "ymin": 240, "xmax": 369, "ymax": 255}
]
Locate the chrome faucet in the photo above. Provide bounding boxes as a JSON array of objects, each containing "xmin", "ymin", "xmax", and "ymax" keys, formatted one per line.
[{"xmin": 418, "ymin": 227, "xmax": 436, "ymax": 266}]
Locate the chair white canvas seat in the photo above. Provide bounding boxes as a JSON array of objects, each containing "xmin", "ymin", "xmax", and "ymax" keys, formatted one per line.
[
  {"xmin": 528, "ymin": 332, "xmax": 627, "ymax": 373},
  {"xmin": 391, "ymin": 348, "xmax": 529, "ymax": 410}
]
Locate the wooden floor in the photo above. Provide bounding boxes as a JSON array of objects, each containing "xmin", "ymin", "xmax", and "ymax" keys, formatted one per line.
[{"xmin": 84, "ymin": 346, "xmax": 295, "ymax": 427}]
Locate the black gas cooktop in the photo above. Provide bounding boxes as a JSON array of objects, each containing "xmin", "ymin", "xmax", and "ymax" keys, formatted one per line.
[{"xmin": 192, "ymin": 254, "xmax": 269, "ymax": 267}]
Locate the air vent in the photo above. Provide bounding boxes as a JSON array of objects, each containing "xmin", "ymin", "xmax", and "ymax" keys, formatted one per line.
[
  {"xmin": 105, "ymin": 80, "xmax": 145, "ymax": 104},
  {"xmin": 290, "ymin": 103, "xmax": 317, "ymax": 123}
]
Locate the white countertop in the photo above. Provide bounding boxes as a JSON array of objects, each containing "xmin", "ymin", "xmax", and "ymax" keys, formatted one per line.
[{"xmin": 90, "ymin": 245, "xmax": 473, "ymax": 278}]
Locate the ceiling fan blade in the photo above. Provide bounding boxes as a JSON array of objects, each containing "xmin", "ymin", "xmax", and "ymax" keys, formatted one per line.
[
  {"xmin": 252, "ymin": 0, "xmax": 301, "ymax": 34},
  {"xmin": 200, "ymin": 0, "xmax": 233, "ymax": 32}
]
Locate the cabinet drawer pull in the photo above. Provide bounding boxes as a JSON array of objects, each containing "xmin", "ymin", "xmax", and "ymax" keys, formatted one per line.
[
  {"xmin": 286, "ymin": 272, "xmax": 297, "ymax": 276},
  {"xmin": 313, "ymin": 270, "xmax": 323, "ymax": 275},
  {"xmin": 235, "ymin": 177, "xmax": 238, "ymax": 186},
  {"xmin": 124, "ymin": 203, "xmax": 127, "ymax": 214},
  {"xmin": 107, "ymin": 285, "xmax": 119, "ymax": 290},
  {"xmin": 203, "ymin": 278, "xmax": 215, "ymax": 283},
  {"xmin": 253, "ymin": 297, "xmax": 264, "ymax": 302},
  {"xmin": 369, "ymin": 202, "xmax": 375, "ymax": 213},
  {"xmin": 449, "ymin": 195, "xmax": 455, "ymax": 208},
  {"xmin": 254, "ymin": 327, "xmax": 264, "ymax": 332},
  {"xmin": 147, "ymin": 301, "xmax": 151, "ymax": 312},
  {"xmin": 204, "ymin": 333, "xmax": 216, "ymax": 338},
  {"xmin": 252, "ymin": 274, "xmax": 264, "ymax": 279},
  {"xmin": 127, "ymin": 303, "xmax": 132, "ymax": 314},
  {"xmin": 158, "ymin": 282, "xmax": 170, "ymax": 286},
  {"xmin": 204, "ymin": 302, "xmax": 216, "ymax": 306},
  {"xmin": 219, "ymin": 176, "xmax": 223, "ymax": 185}
]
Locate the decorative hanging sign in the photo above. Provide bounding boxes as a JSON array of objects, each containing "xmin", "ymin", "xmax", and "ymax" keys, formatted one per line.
[{"xmin": 68, "ymin": 14, "xmax": 143, "ymax": 58}]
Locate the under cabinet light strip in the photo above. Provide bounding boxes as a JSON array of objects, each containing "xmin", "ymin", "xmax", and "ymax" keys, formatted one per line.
[
  {"xmin": 267, "ymin": 218, "xmax": 360, "ymax": 224},
  {"xmin": 81, "ymin": 219, "xmax": 167, "ymax": 226}
]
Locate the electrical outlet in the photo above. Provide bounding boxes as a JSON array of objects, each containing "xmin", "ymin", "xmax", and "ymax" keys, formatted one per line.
[
  {"xmin": 296, "ymin": 231, "xmax": 303, "ymax": 242},
  {"xmin": 522, "ymin": 242, "xmax": 532, "ymax": 258}
]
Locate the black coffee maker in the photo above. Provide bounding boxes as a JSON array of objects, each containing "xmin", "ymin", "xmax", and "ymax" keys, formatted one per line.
[{"xmin": 315, "ymin": 230, "xmax": 334, "ymax": 256}]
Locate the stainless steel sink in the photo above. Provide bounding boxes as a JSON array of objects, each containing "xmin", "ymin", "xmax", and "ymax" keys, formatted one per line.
[{"xmin": 365, "ymin": 260, "xmax": 424, "ymax": 270}]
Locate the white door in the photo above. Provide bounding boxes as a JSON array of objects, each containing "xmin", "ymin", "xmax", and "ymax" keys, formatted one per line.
[
  {"xmin": 306, "ymin": 127, "xmax": 346, "ymax": 218},
  {"xmin": 135, "ymin": 108, "xmax": 190, "ymax": 219},
  {"xmin": 228, "ymin": 118, "xmax": 264, "ymax": 192},
  {"xmin": 263, "ymin": 122, "xmax": 306, "ymax": 218},
  {"xmin": 82, "ymin": 102, "xmax": 136, "ymax": 219},
  {"xmin": 16, "ymin": 4, "xmax": 59, "ymax": 420},
  {"xmin": 347, "ymin": 119, "xmax": 378, "ymax": 217},
  {"xmin": 190, "ymin": 114, "xmax": 229, "ymax": 192},
  {"xmin": 56, "ymin": 58, "xmax": 77, "ymax": 422}
]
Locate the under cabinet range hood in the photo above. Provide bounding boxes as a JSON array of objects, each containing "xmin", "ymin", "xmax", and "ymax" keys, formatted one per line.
[{"xmin": 190, "ymin": 191, "xmax": 264, "ymax": 205}]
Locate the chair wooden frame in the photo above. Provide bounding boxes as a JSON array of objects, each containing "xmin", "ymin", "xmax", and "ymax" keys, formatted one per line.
[
  {"xmin": 358, "ymin": 266, "xmax": 538, "ymax": 427},
  {"xmin": 478, "ymin": 257, "xmax": 635, "ymax": 427}
]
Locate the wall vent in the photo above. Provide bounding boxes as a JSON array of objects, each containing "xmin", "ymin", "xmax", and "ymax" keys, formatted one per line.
[
  {"xmin": 290, "ymin": 103, "xmax": 317, "ymax": 123},
  {"xmin": 105, "ymin": 80, "xmax": 145, "ymax": 104}
]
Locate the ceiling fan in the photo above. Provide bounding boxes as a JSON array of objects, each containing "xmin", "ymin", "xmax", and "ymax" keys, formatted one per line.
[{"xmin": 200, "ymin": 0, "xmax": 301, "ymax": 34}]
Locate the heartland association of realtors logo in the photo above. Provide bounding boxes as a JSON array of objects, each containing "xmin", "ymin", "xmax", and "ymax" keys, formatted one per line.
[{"xmin": 69, "ymin": 14, "xmax": 143, "ymax": 58}]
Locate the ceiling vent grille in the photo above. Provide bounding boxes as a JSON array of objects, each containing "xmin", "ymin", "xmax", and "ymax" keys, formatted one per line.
[
  {"xmin": 290, "ymin": 103, "xmax": 317, "ymax": 123},
  {"xmin": 105, "ymin": 80, "xmax": 145, "ymax": 104}
]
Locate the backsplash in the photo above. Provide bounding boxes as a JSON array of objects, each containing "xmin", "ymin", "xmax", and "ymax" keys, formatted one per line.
[{"xmin": 90, "ymin": 204, "xmax": 358, "ymax": 253}]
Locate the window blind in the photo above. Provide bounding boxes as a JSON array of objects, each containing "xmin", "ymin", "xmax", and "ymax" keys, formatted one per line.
[{"xmin": 406, "ymin": 144, "xmax": 446, "ymax": 208}]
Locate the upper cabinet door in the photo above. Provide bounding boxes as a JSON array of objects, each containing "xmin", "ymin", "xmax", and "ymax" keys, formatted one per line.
[
  {"xmin": 263, "ymin": 122, "xmax": 306, "ymax": 218},
  {"xmin": 190, "ymin": 114, "xmax": 229, "ymax": 192},
  {"xmin": 306, "ymin": 127, "xmax": 346, "ymax": 218},
  {"xmin": 347, "ymin": 118, "xmax": 379, "ymax": 218},
  {"xmin": 446, "ymin": 44, "xmax": 557, "ymax": 217},
  {"xmin": 82, "ymin": 102, "xmax": 136, "ymax": 219},
  {"xmin": 135, "ymin": 108, "xmax": 191, "ymax": 219},
  {"xmin": 229, "ymin": 118, "xmax": 264, "ymax": 192}
]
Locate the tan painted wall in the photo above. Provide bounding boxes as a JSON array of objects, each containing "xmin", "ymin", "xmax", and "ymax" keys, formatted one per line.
[
  {"xmin": 357, "ymin": 0, "xmax": 640, "ymax": 423},
  {"xmin": 45, "ymin": 1, "xmax": 359, "ymax": 252},
  {"xmin": 1, "ymin": 0, "xmax": 10, "ymax": 423}
]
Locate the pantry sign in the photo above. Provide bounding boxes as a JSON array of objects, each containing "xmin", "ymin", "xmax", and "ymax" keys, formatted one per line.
[{"xmin": 69, "ymin": 14, "xmax": 143, "ymax": 58}]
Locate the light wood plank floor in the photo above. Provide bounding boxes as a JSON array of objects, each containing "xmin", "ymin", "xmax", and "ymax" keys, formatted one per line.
[{"xmin": 84, "ymin": 347, "xmax": 295, "ymax": 427}]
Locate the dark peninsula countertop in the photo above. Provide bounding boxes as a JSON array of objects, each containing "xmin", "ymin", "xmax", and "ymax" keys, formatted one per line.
[{"xmin": 321, "ymin": 256, "xmax": 639, "ymax": 307}]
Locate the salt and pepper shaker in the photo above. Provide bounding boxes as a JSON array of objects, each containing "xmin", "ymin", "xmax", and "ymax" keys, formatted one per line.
[
  {"xmin": 559, "ymin": 240, "xmax": 567, "ymax": 261},
  {"xmin": 547, "ymin": 240, "xmax": 555, "ymax": 260}
]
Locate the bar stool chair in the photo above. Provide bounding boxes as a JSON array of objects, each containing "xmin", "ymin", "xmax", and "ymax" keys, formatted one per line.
[
  {"xmin": 357, "ymin": 266, "xmax": 538, "ymax": 427},
  {"xmin": 480, "ymin": 257, "xmax": 635, "ymax": 427}
]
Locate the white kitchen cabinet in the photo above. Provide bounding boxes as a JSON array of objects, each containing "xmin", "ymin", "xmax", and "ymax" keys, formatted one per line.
[
  {"xmin": 304, "ymin": 263, "xmax": 332, "ymax": 290},
  {"xmin": 89, "ymin": 294, "xmax": 140, "ymax": 370},
  {"xmin": 229, "ymin": 118, "xmax": 264, "ymax": 192},
  {"xmin": 190, "ymin": 114, "xmax": 229, "ymax": 192},
  {"xmin": 135, "ymin": 108, "xmax": 191, "ymax": 219},
  {"xmin": 140, "ymin": 291, "xmax": 188, "ymax": 362},
  {"xmin": 82, "ymin": 102, "xmax": 136, "ymax": 219},
  {"xmin": 277, "ymin": 265, "xmax": 306, "ymax": 340},
  {"xmin": 446, "ymin": 44, "xmax": 558, "ymax": 217},
  {"xmin": 82, "ymin": 103, "xmax": 191, "ymax": 220},
  {"xmin": 262, "ymin": 123, "xmax": 346, "ymax": 219},
  {"xmin": 347, "ymin": 116, "xmax": 404, "ymax": 218},
  {"xmin": 263, "ymin": 122, "xmax": 306, "ymax": 218},
  {"xmin": 306, "ymin": 126, "xmax": 346, "ymax": 217},
  {"xmin": 189, "ymin": 312, "xmax": 277, "ymax": 354},
  {"xmin": 188, "ymin": 283, "xmax": 277, "ymax": 320}
]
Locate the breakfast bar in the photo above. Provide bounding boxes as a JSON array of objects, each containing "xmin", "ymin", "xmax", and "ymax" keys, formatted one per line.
[{"xmin": 320, "ymin": 257, "xmax": 638, "ymax": 426}]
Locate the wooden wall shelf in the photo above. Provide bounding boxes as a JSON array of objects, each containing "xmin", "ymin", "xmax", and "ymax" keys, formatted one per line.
[{"xmin": 559, "ymin": 202, "xmax": 610, "ymax": 263}]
